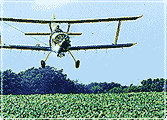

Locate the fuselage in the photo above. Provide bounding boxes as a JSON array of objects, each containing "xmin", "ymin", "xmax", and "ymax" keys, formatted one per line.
[{"xmin": 50, "ymin": 25, "xmax": 71, "ymax": 57}]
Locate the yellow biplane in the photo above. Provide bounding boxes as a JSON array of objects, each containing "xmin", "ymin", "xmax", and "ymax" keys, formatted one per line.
[{"xmin": 0, "ymin": 14, "xmax": 143, "ymax": 69}]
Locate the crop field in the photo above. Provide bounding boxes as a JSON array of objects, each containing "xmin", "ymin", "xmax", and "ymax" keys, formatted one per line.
[{"xmin": 1, "ymin": 92, "xmax": 165, "ymax": 118}]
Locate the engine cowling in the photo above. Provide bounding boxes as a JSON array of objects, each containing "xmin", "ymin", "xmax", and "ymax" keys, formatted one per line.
[{"xmin": 51, "ymin": 33, "xmax": 71, "ymax": 53}]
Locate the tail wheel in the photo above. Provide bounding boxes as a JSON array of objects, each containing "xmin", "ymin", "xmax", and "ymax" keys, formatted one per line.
[
  {"xmin": 75, "ymin": 60, "xmax": 80, "ymax": 69},
  {"xmin": 41, "ymin": 60, "xmax": 46, "ymax": 68}
]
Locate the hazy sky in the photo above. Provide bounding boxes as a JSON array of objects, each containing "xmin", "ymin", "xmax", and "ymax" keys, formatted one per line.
[{"xmin": 0, "ymin": 0, "xmax": 166, "ymax": 86}]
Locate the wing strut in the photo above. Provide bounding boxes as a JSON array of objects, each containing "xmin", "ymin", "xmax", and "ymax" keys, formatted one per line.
[
  {"xmin": 114, "ymin": 20, "xmax": 122, "ymax": 44},
  {"xmin": 67, "ymin": 23, "xmax": 71, "ymax": 33},
  {"xmin": 68, "ymin": 50, "xmax": 76, "ymax": 62},
  {"xmin": 49, "ymin": 23, "xmax": 52, "ymax": 33},
  {"xmin": 45, "ymin": 51, "xmax": 51, "ymax": 62},
  {"xmin": 49, "ymin": 23, "xmax": 52, "ymax": 48}
]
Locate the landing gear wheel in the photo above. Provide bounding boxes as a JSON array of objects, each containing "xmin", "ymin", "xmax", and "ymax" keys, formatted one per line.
[
  {"xmin": 75, "ymin": 60, "xmax": 80, "ymax": 69},
  {"xmin": 41, "ymin": 60, "xmax": 46, "ymax": 68}
]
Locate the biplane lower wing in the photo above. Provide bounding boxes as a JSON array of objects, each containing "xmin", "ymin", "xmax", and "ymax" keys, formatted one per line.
[
  {"xmin": 0, "ymin": 45, "xmax": 51, "ymax": 52},
  {"xmin": 0, "ymin": 43, "xmax": 137, "ymax": 52},
  {"xmin": 68, "ymin": 43, "xmax": 137, "ymax": 51}
]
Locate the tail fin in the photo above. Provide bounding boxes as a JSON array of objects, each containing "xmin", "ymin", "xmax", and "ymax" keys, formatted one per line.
[
  {"xmin": 51, "ymin": 14, "xmax": 57, "ymax": 31},
  {"xmin": 52, "ymin": 13, "xmax": 56, "ymax": 20}
]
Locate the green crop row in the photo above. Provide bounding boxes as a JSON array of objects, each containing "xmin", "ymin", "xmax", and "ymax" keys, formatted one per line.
[{"xmin": 1, "ymin": 91, "xmax": 165, "ymax": 119}]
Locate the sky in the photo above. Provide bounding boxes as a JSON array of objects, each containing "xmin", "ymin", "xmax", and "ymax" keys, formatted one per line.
[{"xmin": 0, "ymin": 0, "xmax": 166, "ymax": 87}]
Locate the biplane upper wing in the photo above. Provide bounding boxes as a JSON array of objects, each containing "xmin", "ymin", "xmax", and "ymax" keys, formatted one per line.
[
  {"xmin": 0, "ymin": 15, "xmax": 143, "ymax": 24},
  {"xmin": 68, "ymin": 43, "xmax": 137, "ymax": 51},
  {"xmin": 0, "ymin": 44, "xmax": 52, "ymax": 52}
]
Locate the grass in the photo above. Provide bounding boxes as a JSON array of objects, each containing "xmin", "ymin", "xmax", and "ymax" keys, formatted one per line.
[{"xmin": 0, "ymin": 91, "xmax": 165, "ymax": 118}]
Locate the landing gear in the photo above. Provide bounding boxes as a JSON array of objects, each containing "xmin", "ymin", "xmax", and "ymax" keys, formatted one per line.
[
  {"xmin": 57, "ymin": 52, "xmax": 65, "ymax": 58},
  {"xmin": 75, "ymin": 60, "xmax": 80, "ymax": 69},
  {"xmin": 41, "ymin": 60, "xmax": 46, "ymax": 68},
  {"xmin": 40, "ymin": 51, "xmax": 51, "ymax": 68},
  {"xmin": 68, "ymin": 51, "xmax": 81, "ymax": 69}
]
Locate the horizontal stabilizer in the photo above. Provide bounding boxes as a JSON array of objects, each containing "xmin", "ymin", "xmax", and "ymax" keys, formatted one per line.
[
  {"xmin": 67, "ymin": 33, "xmax": 82, "ymax": 36},
  {"xmin": 25, "ymin": 32, "xmax": 82, "ymax": 36},
  {"xmin": 25, "ymin": 33, "xmax": 50, "ymax": 35}
]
